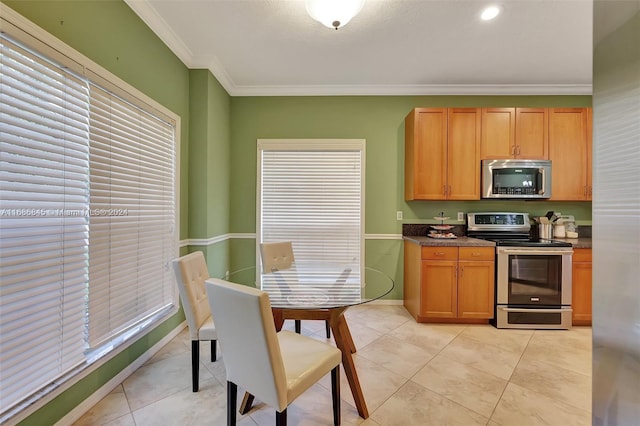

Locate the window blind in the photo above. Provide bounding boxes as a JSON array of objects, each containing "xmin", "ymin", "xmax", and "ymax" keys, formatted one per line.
[
  {"xmin": 87, "ymin": 84, "xmax": 176, "ymax": 350},
  {"xmin": 0, "ymin": 28, "xmax": 177, "ymax": 420},
  {"xmin": 258, "ymin": 140, "xmax": 364, "ymax": 271},
  {"xmin": 0, "ymin": 38, "xmax": 90, "ymax": 413}
]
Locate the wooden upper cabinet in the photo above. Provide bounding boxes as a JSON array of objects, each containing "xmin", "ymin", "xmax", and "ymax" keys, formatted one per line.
[
  {"xmin": 446, "ymin": 108, "xmax": 481, "ymax": 200},
  {"xmin": 481, "ymin": 108, "xmax": 515, "ymax": 158},
  {"xmin": 481, "ymin": 108, "xmax": 548, "ymax": 159},
  {"xmin": 515, "ymin": 108, "xmax": 549, "ymax": 159},
  {"xmin": 549, "ymin": 108, "xmax": 591, "ymax": 200},
  {"xmin": 405, "ymin": 108, "xmax": 480, "ymax": 200},
  {"xmin": 405, "ymin": 108, "xmax": 447, "ymax": 200}
]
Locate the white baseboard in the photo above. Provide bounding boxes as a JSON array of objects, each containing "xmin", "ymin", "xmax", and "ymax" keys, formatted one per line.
[{"xmin": 55, "ymin": 322, "xmax": 187, "ymax": 426}]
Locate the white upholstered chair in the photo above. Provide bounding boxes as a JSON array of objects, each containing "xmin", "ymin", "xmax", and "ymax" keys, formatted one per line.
[
  {"xmin": 259, "ymin": 241, "xmax": 331, "ymax": 337},
  {"xmin": 205, "ymin": 278, "xmax": 342, "ymax": 426},
  {"xmin": 172, "ymin": 251, "xmax": 218, "ymax": 392},
  {"xmin": 260, "ymin": 241, "xmax": 295, "ymax": 273}
]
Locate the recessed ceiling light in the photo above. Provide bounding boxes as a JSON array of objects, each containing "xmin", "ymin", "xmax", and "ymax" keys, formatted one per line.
[{"xmin": 481, "ymin": 5, "xmax": 502, "ymax": 21}]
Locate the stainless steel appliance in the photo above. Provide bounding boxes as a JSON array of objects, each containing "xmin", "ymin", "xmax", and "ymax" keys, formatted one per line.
[
  {"xmin": 482, "ymin": 159, "xmax": 552, "ymax": 199},
  {"xmin": 467, "ymin": 212, "xmax": 573, "ymax": 329}
]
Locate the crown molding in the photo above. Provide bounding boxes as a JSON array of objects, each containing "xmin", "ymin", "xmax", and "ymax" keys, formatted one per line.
[
  {"xmin": 229, "ymin": 83, "xmax": 592, "ymax": 97},
  {"xmin": 124, "ymin": 0, "xmax": 194, "ymax": 67}
]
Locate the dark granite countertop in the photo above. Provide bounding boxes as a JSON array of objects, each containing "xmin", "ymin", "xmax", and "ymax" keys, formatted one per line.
[
  {"xmin": 402, "ymin": 236, "xmax": 496, "ymax": 247},
  {"xmin": 552, "ymin": 238, "xmax": 592, "ymax": 249},
  {"xmin": 402, "ymin": 223, "xmax": 592, "ymax": 249}
]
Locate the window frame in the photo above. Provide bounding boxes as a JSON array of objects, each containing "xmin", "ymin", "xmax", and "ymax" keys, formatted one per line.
[
  {"xmin": 256, "ymin": 139, "xmax": 366, "ymax": 279},
  {"xmin": 0, "ymin": 6, "xmax": 180, "ymax": 422}
]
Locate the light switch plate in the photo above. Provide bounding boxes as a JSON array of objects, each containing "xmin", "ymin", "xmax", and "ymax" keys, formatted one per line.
[
  {"xmin": 396, "ymin": 211, "xmax": 403, "ymax": 221},
  {"xmin": 457, "ymin": 212, "xmax": 464, "ymax": 221}
]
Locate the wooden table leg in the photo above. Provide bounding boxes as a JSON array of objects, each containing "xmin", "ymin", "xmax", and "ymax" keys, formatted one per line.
[
  {"xmin": 340, "ymin": 315, "xmax": 357, "ymax": 354},
  {"xmin": 239, "ymin": 393, "xmax": 254, "ymax": 415},
  {"xmin": 330, "ymin": 308, "xmax": 369, "ymax": 419}
]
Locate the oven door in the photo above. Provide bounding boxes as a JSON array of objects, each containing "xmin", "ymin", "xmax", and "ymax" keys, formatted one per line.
[{"xmin": 497, "ymin": 247, "xmax": 572, "ymax": 306}]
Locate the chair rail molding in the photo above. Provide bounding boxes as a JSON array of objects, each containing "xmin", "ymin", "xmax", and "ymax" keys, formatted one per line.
[{"xmin": 180, "ymin": 233, "xmax": 402, "ymax": 247}]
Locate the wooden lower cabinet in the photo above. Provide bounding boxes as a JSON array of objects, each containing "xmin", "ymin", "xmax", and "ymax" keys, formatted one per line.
[
  {"xmin": 572, "ymin": 248, "xmax": 592, "ymax": 325},
  {"xmin": 404, "ymin": 242, "xmax": 495, "ymax": 323},
  {"xmin": 421, "ymin": 257, "xmax": 458, "ymax": 318}
]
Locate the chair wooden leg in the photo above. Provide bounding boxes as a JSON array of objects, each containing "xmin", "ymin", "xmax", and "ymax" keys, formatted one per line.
[
  {"xmin": 276, "ymin": 408, "xmax": 287, "ymax": 426},
  {"xmin": 294, "ymin": 320, "xmax": 301, "ymax": 334},
  {"xmin": 191, "ymin": 340, "xmax": 199, "ymax": 392},
  {"xmin": 227, "ymin": 381, "xmax": 237, "ymax": 426},
  {"xmin": 331, "ymin": 366, "xmax": 340, "ymax": 426},
  {"xmin": 325, "ymin": 320, "xmax": 331, "ymax": 338},
  {"xmin": 211, "ymin": 340, "xmax": 217, "ymax": 362}
]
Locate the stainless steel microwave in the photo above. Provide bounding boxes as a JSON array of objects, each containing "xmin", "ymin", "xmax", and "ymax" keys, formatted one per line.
[{"xmin": 482, "ymin": 159, "xmax": 552, "ymax": 199}]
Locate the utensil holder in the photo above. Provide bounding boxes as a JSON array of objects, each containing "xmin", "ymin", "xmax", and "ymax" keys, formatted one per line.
[{"xmin": 539, "ymin": 224, "xmax": 553, "ymax": 240}]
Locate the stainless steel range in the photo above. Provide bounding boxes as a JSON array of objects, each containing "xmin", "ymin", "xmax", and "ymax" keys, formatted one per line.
[{"xmin": 467, "ymin": 212, "xmax": 573, "ymax": 330}]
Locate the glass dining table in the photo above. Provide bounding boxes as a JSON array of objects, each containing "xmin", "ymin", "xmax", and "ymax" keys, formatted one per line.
[{"xmin": 223, "ymin": 263, "xmax": 394, "ymax": 419}]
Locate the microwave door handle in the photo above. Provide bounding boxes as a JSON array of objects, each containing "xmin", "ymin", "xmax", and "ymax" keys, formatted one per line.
[{"xmin": 538, "ymin": 168, "xmax": 545, "ymax": 195}]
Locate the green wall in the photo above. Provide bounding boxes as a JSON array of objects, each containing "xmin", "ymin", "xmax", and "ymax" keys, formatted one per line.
[
  {"xmin": 229, "ymin": 96, "xmax": 593, "ymax": 298},
  {"xmin": 188, "ymin": 69, "xmax": 232, "ymax": 273}
]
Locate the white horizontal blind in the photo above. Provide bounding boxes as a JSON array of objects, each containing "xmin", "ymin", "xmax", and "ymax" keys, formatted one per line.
[
  {"xmin": 87, "ymin": 84, "xmax": 176, "ymax": 349},
  {"xmin": 259, "ymin": 141, "xmax": 363, "ymax": 270},
  {"xmin": 0, "ymin": 38, "xmax": 90, "ymax": 413}
]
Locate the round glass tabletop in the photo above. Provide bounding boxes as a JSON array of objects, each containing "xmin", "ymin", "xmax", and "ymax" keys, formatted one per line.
[{"xmin": 224, "ymin": 263, "xmax": 394, "ymax": 310}]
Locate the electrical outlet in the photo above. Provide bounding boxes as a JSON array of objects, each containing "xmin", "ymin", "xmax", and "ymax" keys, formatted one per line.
[
  {"xmin": 396, "ymin": 211, "xmax": 403, "ymax": 221},
  {"xmin": 457, "ymin": 212, "xmax": 465, "ymax": 221}
]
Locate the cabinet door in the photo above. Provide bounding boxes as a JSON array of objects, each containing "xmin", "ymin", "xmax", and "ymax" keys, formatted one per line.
[
  {"xmin": 572, "ymin": 249, "xmax": 592, "ymax": 325},
  {"xmin": 405, "ymin": 108, "xmax": 447, "ymax": 200},
  {"xmin": 481, "ymin": 108, "xmax": 515, "ymax": 159},
  {"xmin": 549, "ymin": 108, "xmax": 590, "ymax": 200},
  {"xmin": 458, "ymin": 260, "xmax": 495, "ymax": 319},
  {"xmin": 447, "ymin": 108, "xmax": 481, "ymax": 200},
  {"xmin": 421, "ymin": 260, "xmax": 457, "ymax": 318},
  {"xmin": 516, "ymin": 108, "xmax": 548, "ymax": 159}
]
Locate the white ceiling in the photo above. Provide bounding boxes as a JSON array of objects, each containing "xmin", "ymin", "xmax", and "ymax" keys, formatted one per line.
[{"xmin": 125, "ymin": 0, "xmax": 596, "ymax": 96}]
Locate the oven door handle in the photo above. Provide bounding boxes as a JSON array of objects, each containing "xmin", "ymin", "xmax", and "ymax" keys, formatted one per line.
[
  {"xmin": 498, "ymin": 248, "xmax": 572, "ymax": 256},
  {"xmin": 498, "ymin": 307, "xmax": 573, "ymax": 313}
]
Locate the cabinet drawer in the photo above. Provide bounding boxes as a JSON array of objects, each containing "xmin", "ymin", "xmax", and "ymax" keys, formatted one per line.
[
  {"xmin": 421, "ymin": 246, "xmax": 458, "ymax": 260},
  {"xmin": 573, "ymin": 248, "xmax": 592, "ymax": 262},
  {"xmin": 459, "ymin": 247, "xmax": 494, "ymax": 261}
]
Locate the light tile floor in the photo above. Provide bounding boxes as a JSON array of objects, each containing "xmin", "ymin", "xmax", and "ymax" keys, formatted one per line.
[{"xmin": 73, "ymin": 305, "xmax": 592, "ymax": 425}]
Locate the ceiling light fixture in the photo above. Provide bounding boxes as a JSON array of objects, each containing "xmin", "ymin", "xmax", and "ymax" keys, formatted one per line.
[
  {"xmin": 480, "ymin": 5, "xmax": 502, "ymax": 21},
  {"xmin": 305, "ymin": 0, "xmax": 366, "ymax": 30}
]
